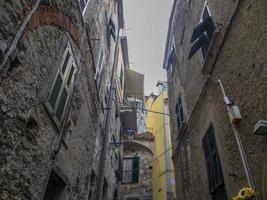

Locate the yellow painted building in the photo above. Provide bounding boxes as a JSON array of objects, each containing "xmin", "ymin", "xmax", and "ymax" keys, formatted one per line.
[{"xmin": 146, "ymin": 82, "xmax": 176, "ymax": 200}]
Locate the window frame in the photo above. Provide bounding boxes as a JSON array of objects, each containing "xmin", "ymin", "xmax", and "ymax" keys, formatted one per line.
[
  {"xmin": 46, "ymin": 43, "xmax": 77, "ymax": 129},
  {"xmin": 122, "ymin": 157, "xmax": 140, "ymax": 184}
]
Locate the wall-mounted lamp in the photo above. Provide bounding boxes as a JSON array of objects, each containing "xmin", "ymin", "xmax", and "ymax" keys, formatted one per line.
[{"xmin": 253, "ymin": 120, "xmax": 267, "ymax": 135}]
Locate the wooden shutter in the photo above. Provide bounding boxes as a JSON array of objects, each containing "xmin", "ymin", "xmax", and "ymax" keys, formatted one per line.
[
  {"xmin": 189, "ymin": 4, "xmax": 216, "ymax": 60},
  {"xmin": 132, "ymin": 157, "xmax": 139, "ymax": 183},
  {"xmin": 188, "ymin": 34, "xmax": 209, "ymax": 59},
  {"xmin": 190, "ymin": 16, "xmax": 216, "ymax": 43},
  {"xmin": 202, "ymin": 6, "xmax": 210, "ymax": 20}
]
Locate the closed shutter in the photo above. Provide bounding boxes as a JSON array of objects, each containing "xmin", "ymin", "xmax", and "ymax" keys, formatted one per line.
[{"xmin": 132, "ymin": 157, "xmax": 139, "ymax": 183}]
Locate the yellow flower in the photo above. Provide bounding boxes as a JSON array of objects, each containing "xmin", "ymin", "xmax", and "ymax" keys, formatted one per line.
[{"xmin": 238, "ymin": 188, "xmax": 255, "ymax": 200}]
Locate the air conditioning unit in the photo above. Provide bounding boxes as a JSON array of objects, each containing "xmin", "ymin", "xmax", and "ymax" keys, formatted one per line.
[{"xmin": 253, "ymin": 120, "xmax": 267, "ymax": 135}]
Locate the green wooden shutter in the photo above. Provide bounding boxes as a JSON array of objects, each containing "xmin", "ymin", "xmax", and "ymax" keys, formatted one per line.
[{"xmin": 132, "ymin": 157, "xmax": 139, "ymax": 183}]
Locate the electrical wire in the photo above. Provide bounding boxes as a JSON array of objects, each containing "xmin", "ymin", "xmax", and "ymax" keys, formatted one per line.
[
  {"xmin": 117, "ymin": 98, "xmax": 169, "ymax": 116},
  {"xmin": 124, "ymin": 147, "xmax": 173, "ymax": 173}
]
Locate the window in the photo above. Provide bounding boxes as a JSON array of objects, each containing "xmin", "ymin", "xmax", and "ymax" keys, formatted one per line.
[
  {"xmin": 46, "ymin": 43, "xmax": 77, "ymax": 128},
  {"xmin": 167, "ymin": 38, "xmax": 176, "ymax": 76},
  {"xmin": 175, "ymin": 93, "xmax": 184, "ymax": 131},
  {"xmin": 203, "ymin": 125, "xmax": 227, "ymax": 199},
  {"xmin": 122, "ymin": 157, "xmax": 139, "ymax": 184},
  {"xmin": 188, "ymin": 3, "xmax": 216, "ymax": 60},
  {"xmin": 78, "ymin": 0, "xmax": 89, "ymax": 13},
  {"xmin": 109, "ymin": 17, "xmax": 116, "ymax": 41},
  {"xmin": 95, "ymin": 46, "xmax": 105, "ymax": 89},
  {"xmin": 44, "ymin": 169, "xmax": 67, "ymax": 200}
]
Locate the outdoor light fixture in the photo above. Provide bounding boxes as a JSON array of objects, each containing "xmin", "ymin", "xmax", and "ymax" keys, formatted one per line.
[
  {"xmin": 253, "ymin": 120, "xmax": 267, "ymax": 135},
  {"xmin": 228, "ymin": 105, "xmax": 242, "ymax": 124}
]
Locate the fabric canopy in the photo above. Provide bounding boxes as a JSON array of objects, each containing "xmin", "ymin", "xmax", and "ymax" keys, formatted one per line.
[{"xmin": 124, "ymin": 69, "xmax": 144, "ymax": 101}]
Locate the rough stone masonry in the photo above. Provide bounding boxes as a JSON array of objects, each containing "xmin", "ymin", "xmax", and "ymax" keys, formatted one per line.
[
  {"xmin": 0, "ymin": 0, "xmax": 115, "ymax": 199},
  {"xmin": 163, "ymin": 0, "xmax": 267, "ymax": 199}
]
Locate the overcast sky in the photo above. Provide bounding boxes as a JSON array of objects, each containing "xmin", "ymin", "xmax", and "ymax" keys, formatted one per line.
[{"xmin": 123, "ymin": 0, "xmax": 173, "ymax": 95}]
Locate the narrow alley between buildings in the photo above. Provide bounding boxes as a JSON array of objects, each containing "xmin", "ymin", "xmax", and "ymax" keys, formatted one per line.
[{"xmin": 0, "ymin": 0, "xmax": 266, "ymax": 200}]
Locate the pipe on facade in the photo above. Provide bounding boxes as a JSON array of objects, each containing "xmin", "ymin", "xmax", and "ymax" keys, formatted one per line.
[
  {"xmin": 216, "ymin": 79, "xmax": 256, "ymax": 195},
  {"xmin": 163, "ymin": 97, "xmax": 173, "ymax": 199},
  {"xmin": 0, "ymin": 0, "xmax": 42, "ymax": 71}
]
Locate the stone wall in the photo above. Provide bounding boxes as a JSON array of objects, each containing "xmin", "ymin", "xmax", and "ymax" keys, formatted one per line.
[
  {"xmin": 165, "ymin": 0, "xmax": 267, "ymax": 199},
  {"xmin": 0, "ymin": 0, "xmax": 105, "ymax": 199}
]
